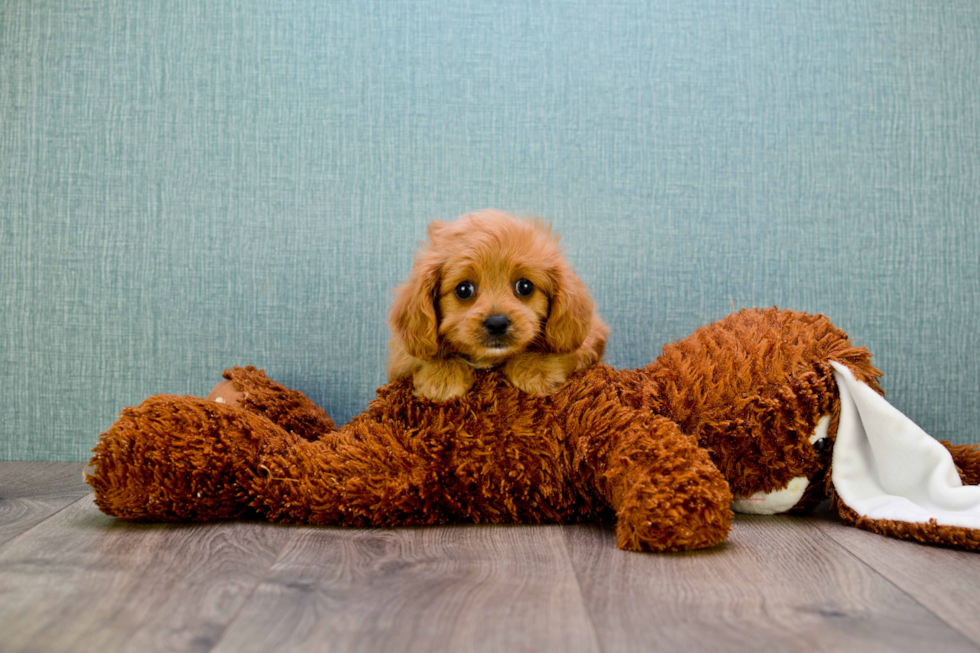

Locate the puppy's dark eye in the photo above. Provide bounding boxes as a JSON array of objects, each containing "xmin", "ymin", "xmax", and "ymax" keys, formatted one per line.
[
  {"xmin": 455, "ymin": 281, "xmax": 475, "ymax": 300},
  {"xmin": 514, "ymin": 278, "xmax": 534, "ymax": 297},
  {"xmin": 813, "ymin": 438, "xmax": 830, "ymax": 454}
]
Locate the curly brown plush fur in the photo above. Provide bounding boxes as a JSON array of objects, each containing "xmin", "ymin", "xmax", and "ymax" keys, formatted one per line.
[
  {"xmin": 89, "ymin": 361, "xmax": 733, "ymax": 552},
  {"xmin": 944, "ymin": 442, "xmax": 980, "ymax": 487},
  {"xmin": 834, "ymin": 498, "xmax": 980, "ymax": 550},
  {"xmin": 643, "ymin": 309, "xmax": 882, "ymax": 510},
  {"xmin": 93, "ymin": 306, "xmax": 975, "ymax": 552}
]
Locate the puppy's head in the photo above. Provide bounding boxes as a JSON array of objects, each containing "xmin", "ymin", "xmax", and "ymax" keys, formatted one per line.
[{"xmin": 390, "ymin": 210, "xmax": 595, "ymax": 365}]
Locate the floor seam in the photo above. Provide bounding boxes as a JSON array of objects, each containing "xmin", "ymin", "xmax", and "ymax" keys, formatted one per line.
[
  {"xmin": 0, "ymin": 491, "xmax": 93, "ymax": 552},
  {"xmin": 559, "ymin": 524, "xmax": 607, "ymax": 653},
  {"xmin": 202, "ymin": 525, "xmax": 298, "ymax": 653},
  {"xmin": 810, "ymin": 518, "xmax": 980, "ymax": 649}
]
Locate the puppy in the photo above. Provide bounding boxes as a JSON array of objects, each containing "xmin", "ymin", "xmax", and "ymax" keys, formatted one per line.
[{"xmin": 388, "ymin": 209, "xmax": 609, "ymax": 401}]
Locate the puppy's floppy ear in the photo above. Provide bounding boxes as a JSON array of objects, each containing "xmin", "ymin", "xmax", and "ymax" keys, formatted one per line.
[
  {"xmin": 544, "ymin": 260, "xmax": 594, "ymax": 354},
  {"xmin": 389, "ymin": 245, "xmax": 442, "ymax": 361}
]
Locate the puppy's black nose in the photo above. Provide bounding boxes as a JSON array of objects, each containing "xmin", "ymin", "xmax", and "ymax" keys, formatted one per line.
[{"xmin": 484, "ymin": 314, "xmax": 511, "ymax": 336}]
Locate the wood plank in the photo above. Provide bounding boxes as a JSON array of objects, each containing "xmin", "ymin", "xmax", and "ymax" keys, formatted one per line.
[
  {"xmin": 3, "ymin": 464, "xmax": 976, "ymax": 653},
  {"xmin": 0, "ymin": 498, "xmax": 293, "ymax": 653},
  {"xmin": 0, "ymin": 462, "xmax": 89, "ymax": 546},
  {"xmin": 563, "ymin": 515, "xmax": 980, "ymax": 653},
  {"xmin": 811, "ymin": 505, "xmax": 980, "ymax": 646},
  {"xmin": 211, "ymin": 524, "xmax": 602, "ymax": 653}
]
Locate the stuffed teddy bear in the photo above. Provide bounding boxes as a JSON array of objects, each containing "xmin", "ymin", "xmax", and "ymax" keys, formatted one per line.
[{"xmin": 86, "ymin": 307, "xmax": 980, "ymax": 552}]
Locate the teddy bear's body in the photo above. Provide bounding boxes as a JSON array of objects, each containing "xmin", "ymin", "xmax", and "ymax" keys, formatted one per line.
[
  {"xmin": 87, "ymin": 308, "xmax": 980, "ymax": 552},
  {"xmin": 91, "ymin": 363, "xmax": 731, "ymax": 552}
]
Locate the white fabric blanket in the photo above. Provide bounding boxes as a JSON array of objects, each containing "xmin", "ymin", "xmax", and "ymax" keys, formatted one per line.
[{"xmin": 831, "ymin": 362, "xmax": 980, "ymax": 529}]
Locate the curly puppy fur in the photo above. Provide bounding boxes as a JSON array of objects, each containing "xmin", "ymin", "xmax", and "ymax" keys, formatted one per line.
[{"xmin": 387, "ymin": 210, "xmax": 609, "ymax": 401}]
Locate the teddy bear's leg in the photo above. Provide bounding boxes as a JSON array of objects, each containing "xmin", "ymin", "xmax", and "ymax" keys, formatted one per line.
[
  {"xmin": 205, "ymin": 366, "xmax": 335, "ymax": 442},
  {"xmin": 566, "ymin": 400, "xmax": 733, "ymax": 553},
  {"xmin": 87, "ymin": 394, "xmax": 304, "ymax": 521}
]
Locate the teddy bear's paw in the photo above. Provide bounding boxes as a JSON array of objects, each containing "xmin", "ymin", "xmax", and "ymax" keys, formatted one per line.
[
  {"xmin": 615, "ymin": 495, "xmax": 733, "ymax": 553},
  {"xmin": 206, "ymin": 379, "xmax": 244, "ymax": 406},
  {"xmin": 503, "ymin": 353, "xmax": 577, "ymax": 396},
  {"xmin": 412, "ymin": 358, "xmax": 475, "ymax": 402}
]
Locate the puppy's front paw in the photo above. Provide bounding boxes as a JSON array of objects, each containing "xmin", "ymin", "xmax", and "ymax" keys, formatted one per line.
[
  {"xmin": 413, "ymin": 358, "xmax": 475, "ymax": 402},
  {"xmin": 503, "ymin": 353, "xmax": 577, "ymax": 396}
]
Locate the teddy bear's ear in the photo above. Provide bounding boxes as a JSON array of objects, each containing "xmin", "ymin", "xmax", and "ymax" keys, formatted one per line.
[
  {"xmin": 830, "ymin": 362, "xmax": 980, "ymax": 549},
  {"xmin": 544, "ymin": 260, "xmax": 594, "ymax": 354},
  {"xmin": 389, "ymin": 249, "xmax": 442, "ymax": 361}
]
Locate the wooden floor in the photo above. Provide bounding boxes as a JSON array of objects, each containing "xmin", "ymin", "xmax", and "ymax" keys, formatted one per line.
[{"xmin": 2, "ymin": 463, "xmax": 980, "ymax": 653}]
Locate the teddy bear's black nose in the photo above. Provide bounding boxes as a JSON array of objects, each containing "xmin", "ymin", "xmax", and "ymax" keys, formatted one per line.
[{"xmin": 484, "ymin": 314, "xmax": 511, "ymax": 336}]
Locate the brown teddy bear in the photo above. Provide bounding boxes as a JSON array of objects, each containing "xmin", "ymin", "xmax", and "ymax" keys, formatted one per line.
[{"xmin": 86, "ymin": 306, "xmax": 980, "ymax": 552}]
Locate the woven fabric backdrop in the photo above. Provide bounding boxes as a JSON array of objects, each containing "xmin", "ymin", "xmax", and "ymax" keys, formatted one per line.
[{"xmin": 2, "ymin": 0, "xmax": 978, "ymax": 460}]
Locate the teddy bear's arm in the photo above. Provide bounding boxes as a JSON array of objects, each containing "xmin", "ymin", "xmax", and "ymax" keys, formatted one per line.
[
  {"xmin": 209, "ymin": 366, "xmax": 336, "ymax": 441},
  {"xmin": 247, "ymin": 416, "xmax": 461, "ymax": 527},
  {"xmin": 562, "ymin": 393, "xmax": 733, "ymax": 552},
  {"xmin": 89, "ymin": 393, "xmax": 459, "ymax": 528},
  {"xmin": 88, "ymin": 394, "xmax": 307, "ymax": 522}
]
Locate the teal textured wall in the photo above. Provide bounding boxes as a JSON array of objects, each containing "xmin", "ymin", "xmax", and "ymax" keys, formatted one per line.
[{"xmin": 2, "ymin": 1, "xmax": 978, "ymax": 460}]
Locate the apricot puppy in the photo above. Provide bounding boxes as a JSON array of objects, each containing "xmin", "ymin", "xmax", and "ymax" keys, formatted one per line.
[{"xmin": 388, "ymin": 210, "xmax": 609, "ymax": 401}]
